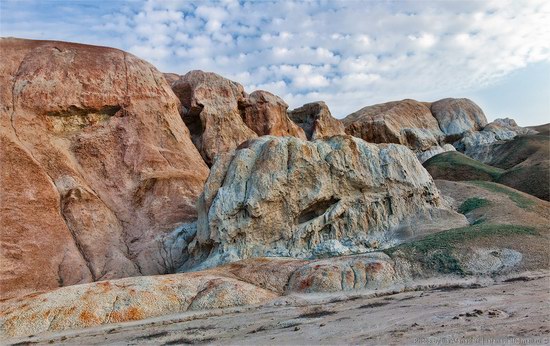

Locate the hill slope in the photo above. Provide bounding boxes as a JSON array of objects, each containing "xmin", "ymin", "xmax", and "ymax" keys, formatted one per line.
[{"xmin": 424, "ymin": 143, "xmax": 550, "ymax": 201}]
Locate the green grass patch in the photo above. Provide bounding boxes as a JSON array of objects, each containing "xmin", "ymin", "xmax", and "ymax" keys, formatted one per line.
[
  {"xmin": 423, "ymin": 151, "xmax": 504, "ymax": 180},
  {"xmin": 384, "ymin": 224, "xmax": 538, "ymax": 275},
  {"xmin": 468, "ymin": 181, "xmax": 535, "ymax": 210},
  {"xmin": 458, "ymin": 197, "xmax": 490, "ymax": 214}
]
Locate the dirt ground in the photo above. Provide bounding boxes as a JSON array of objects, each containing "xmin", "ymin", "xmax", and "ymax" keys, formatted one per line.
[{"xmin": 5, "ymin": 272, "xmax": 549, "ymax": 346}]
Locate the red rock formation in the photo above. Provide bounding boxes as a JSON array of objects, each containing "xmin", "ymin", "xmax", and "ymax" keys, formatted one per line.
[
  {"xmin": 171, "ymin": 70, "xmax": 258, "ymax": 166},
  {"xmin": 0, "ymin": 38, "xmax": 209, "ymax": 299},
  {"xmin": 343, "ymin": 99, "xmax": 443, "ymax": 151},
  {"xmin": 288, "ymin": 101, "xmax": 345, "ymax": 140},
  {"xmin": 163, "ymin": 72, "xmax": 181, "ymax": 86},
  {"xmin": 240, "ymin": 90, "xmax": 306, "ymax": 139}
]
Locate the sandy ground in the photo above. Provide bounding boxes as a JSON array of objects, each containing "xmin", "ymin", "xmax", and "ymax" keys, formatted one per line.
[{"xmin": 5, "ymin": 273, "xmax": 549, "ymax": 346}]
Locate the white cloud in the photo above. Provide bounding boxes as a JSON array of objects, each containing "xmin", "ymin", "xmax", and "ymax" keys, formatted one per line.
[{"xmin": 2, "ymin": 0, "xmax": 549, "ymax": 119}]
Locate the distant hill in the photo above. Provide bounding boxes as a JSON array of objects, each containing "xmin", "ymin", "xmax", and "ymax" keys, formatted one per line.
[{"xmin": 424, "ymin": 134, "xmax": 550, "ymax": 201}]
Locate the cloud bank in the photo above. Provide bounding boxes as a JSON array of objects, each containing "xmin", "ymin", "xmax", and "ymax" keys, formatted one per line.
[{"xmin": 2, "ymin": 0, "xmax": 549, "ymax": 119}]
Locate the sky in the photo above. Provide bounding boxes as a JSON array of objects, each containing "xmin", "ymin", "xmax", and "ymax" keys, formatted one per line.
[{"xmin": 1, "ymin": 0, "xmax": 549, "ymax": 126}]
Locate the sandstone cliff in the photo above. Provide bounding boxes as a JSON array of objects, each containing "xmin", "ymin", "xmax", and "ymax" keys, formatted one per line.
[{"xmin": 0, "ymin": 38, "xmax": 209, "ymax": 299}]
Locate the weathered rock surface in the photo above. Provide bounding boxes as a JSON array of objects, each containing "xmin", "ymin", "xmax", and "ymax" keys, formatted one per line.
[
  {"xmin": 162, "ymin": 72, "xmax": 181, "ymax": 86},
  {"xmin": 487, "ymin": 118, "xmax": 536, "ymax": 136},
  {"xmin": 170, "ymin": 70, "xmax": 258, "ymax": 166},
  {"xmin": 457, "ymin": 130, "xmax": 499, "ymax": 156},
  {"xmin": 0, "ymin": 38, "xmax": 209, "ymax": 299},
  {"xmin": 288, "ymin": 101, "xmax": 345, "ymax": 140},
  {"xmin": 3, "ymin": 237, "xmax": 546, "ymax": 340},
  {"xmin": 10, "ymin": 275, "xmax": 548, "ymax": 345},
  {"xmin": 430, "ymin": 98, "xmax": 488, "ymax": 136},
  {"xmin": 0, "ymin": 269, "xmax": 277, "ymax": 338},
  {"xmin": 458, "ymin": 118, "xmax": 537, "ymax": 157},
  {"xmin": 239, "ymin": 90, "xmax": 306, "ymax": 139},
  {"xmin": 343, "ymin": 99, "xmax": 444, "ymax": 152},
  {"xmin": 287, "ymin": 252, "xmax": 397, "ymax": 293},
  {"xmin": 184, "ymin": 135, "xmax": 467, "ymax": 270},
  {"xmin": 0, "ymin": 253, "xmax": 400, "ymax": 338}
]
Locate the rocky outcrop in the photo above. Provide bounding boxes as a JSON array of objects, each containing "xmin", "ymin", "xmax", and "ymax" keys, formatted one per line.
[
  {"xmin": 162, "ymin": 72, "xmax": 181, "ymax": 86},
  {"xmin": 1, "ymin": 253, "xmax": 400, "ymax": 338},
  {"xmin": 0, "ymin": 253, "xmax": 408, "ymax": 338},
  {"xmin": 288, "ymin": 101, "xmax": 345, "ymax": 140},
  {"xmin": 184, "ymin": 135, "xmax": 467, "ymax": 270},
  {"xmin": 457, "ymin": 118, "xmax": 537, "ymax": 157},
  {"xmin": 430, "ymin": 98, "xmax": 488, "ymax": 136},
  {"xmin": 343, "ymin": 99, "xmax": 448, "ymax": 162},
  {"xmin": 0, "ymin": 268, "xmax": 278, "ymax": 338},
  {"xmin": 0, "ymin": 38, "xmax": 209, "ymax": 299},
  {"xmin": 170, "ymin": 70, "xmax": 258, "ymax": 166},
  {"xmin": 486, "ymin": 118, "xmax": 537, "ymax": 137},
  {"xmin": 239, "ymin": 90, "xmax": 306, "ymax": 139}
]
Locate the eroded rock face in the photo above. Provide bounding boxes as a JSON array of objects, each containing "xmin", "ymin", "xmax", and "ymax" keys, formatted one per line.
[
  {"xmin": 287, "ymin": 252, "xmax": 396, "ymax": 293},
  {"xmin": 0, "ymin": 38, "xmax": 209, "ymax": 299},
  {"xmin": 185, "ymin": 135, "xmax": 466, "ymax": 270},
  {"xmin": 457, "ymin": 118, "xmax": 536, "ymax": 157},
  {"xmin": 430, "ymin": 98, "xmax": 488, "ymax": 136},
  {"xmin": 343, "ymin": 99, "xmax": 450, "ymax": 162},
  {"xmin": 162, "ymin": 72, "xmax": 181, "ymax": 86},
  {"xmin": 288, "ymin": 101, "xmax": 345, "ymax": 140},
  {"xmin": 343, "ymin": 99, "xmax": 443, "ymax": 150},
  {"xmin": 239, "ymin": 90, "xmax": 306, "ymax": 139},
  {"xmin": 0, "ymin": 270, "xmax": 278, "ymax": 338},
  {"xmin": 170, "ymin": 70, "xmax": 258, "ymax": 166}
]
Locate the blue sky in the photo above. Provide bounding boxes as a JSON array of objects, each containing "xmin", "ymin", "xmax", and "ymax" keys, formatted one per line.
[{"xmin": 1, "ymin": 0, "xmax": 549, "ymax": 125}]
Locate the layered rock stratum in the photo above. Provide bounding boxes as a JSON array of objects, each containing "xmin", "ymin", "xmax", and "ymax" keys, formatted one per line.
[{"xmin": 0, "ymin": 38, "xmax": 209, "ymax": 299}]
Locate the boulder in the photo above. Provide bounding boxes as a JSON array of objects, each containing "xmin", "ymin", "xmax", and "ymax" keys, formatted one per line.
[
  {"xmin": 343, "ymin": 99, "xmax": 444, "ymax": 152},
  {"xmin": 0, "ymin": 38, "xmax": 209, "ymax": 299},
  {"xmin": 239, "ymin": 90, "xmax": 306, "ymax": 139},
  {"xmin": 288, "ymin": 101, "xmax": 345, "ymax": 140},
  {"xmin": 185, "ymin": 135, "xmax": 467, "ymax": 270},
  {"xmin": 430, "ymin": 98, "xmax": 488, "ymax": 136},
  {"xmin": 171, "ymin": 70, "xmax": 258, "ymax": 166}
]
